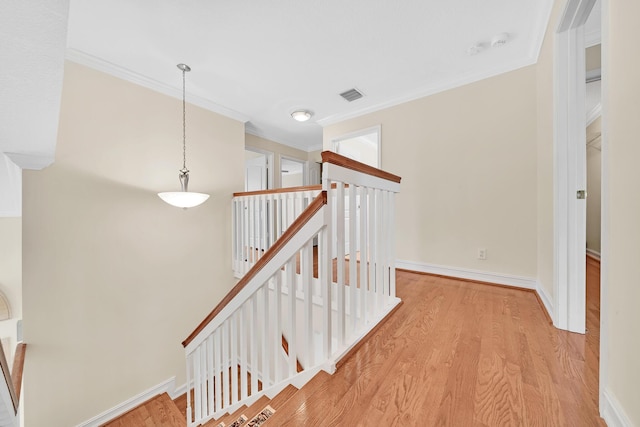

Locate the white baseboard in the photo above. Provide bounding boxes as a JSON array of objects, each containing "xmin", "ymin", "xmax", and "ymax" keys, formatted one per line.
[
  {"xmin": 76, "ymin": 377, "xmax": 177, "ymax": 427},
  {"xmin": 535, "ymin": 281, "xmax": 554, "ymax": 321},
  {"xmin": 602, "ymin": 388, "xmax": 635, "ymax": 427},
  {"xmin": 586, "ymin": 248, "xmax": 601, "ymax": 260},
  {"xmin": 395, "ymin": 259, "xmax": 537, "ymax": 290}
]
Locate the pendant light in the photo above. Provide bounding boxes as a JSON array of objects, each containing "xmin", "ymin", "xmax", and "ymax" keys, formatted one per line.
[{"xmin": 158, "ymin": 63, "xmax": 210, "ymax": 209}]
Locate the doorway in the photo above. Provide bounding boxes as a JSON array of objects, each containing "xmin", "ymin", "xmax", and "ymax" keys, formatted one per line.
[
  {"xmin": 280, "ymin": 156, "xmax": 306, "ymax": 188},
  {"xmin": 245, "ymin": 148, "xmax": 273, "ymax": 192}
]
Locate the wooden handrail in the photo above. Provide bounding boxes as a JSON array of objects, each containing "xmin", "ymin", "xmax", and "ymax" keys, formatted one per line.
[
  {"xmin": 0, "ymin": 342, "xmax": 27, "ymax": 413},
  {"xmin": 321, "ymin": 151, "xmax": 402, "ymax": 183},
  {"xmin": 281, "ymin": 335, "xmax": 304, "ymax": 373},
  {"xmin": 11, "ymin": 343, "xmax": 26, "ymax": 403},
  {"xmin": 183, "ymin": 191, "xmax": 328, "ymax": 347},
  {"xmin": 234, "ymin": 184, "xmax": 322, "ymax": 197}
]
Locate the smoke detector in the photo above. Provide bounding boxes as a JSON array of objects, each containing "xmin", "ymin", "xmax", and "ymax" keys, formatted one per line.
[{"xmin": 466, "ymin": 44, "xmax": 484, "ymax": 56}]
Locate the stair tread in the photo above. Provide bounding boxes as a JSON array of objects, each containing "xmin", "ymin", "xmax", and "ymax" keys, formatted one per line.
[
  {"xmin": 267, "ymin": 384, "xmax": 298, "ymax": 408},
  {"xmin": 104, "ymin": 392, "xmax": 185, "ymax": 427},
  {"xmin": 261, "ymin": 372, "xmax": 339, "ymax": 426},
  {"xmin": 238, "ymin": 396, "xmax": 271, "ymax": 423},
  {"xmin": 204, "ymin": 404, "xmax": 248, "ymax": 427}
]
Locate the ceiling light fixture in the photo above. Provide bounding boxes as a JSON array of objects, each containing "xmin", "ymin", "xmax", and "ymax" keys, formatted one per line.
[
  {"xmin": 158, "ymin": 63, "xmax": 210, "ymax": 209},
  {"xmin": 491, "ymin": 32, "xmax": 510, "ymax": 48},
  {"xmin": 291, "ymin": 110, "xmax": 313, "ymax": 122}
]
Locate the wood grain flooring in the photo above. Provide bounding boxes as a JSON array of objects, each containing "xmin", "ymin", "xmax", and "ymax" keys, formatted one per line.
[
  {"xmin": 112, "ymin": 259, "xmax": 603, "ymax": 426},
  {"xmin": 264, "ymin": 260, "xmax": 604, "ymax": 426}
]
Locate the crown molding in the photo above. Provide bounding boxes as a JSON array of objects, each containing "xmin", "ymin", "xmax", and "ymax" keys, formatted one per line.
[
  {"xmin": 4, "ymin": 152, "xmax": 54, "ymax": 170},
  {"xmin": 529, "ymin": 0, "xmax": 556, "ymax": 60},
  {"xmin": 65, "ymin": 49, "xmax": 250, "ymax": 124},
  {"xmin": 244, "ymin": 127, "xmax": 319, "ymax": 153},
  {"xmin": 318, "ymin": 56, "xmax": 537, "ymax": 127}
]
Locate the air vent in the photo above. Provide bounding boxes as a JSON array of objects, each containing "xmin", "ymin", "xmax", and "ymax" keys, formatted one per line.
[{"xmin": 339, "ymin": 88, "xmax": 364, "ymax": 102}]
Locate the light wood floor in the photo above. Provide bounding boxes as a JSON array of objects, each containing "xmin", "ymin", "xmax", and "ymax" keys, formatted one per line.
[
  {"xmin": 110, "ymin": 258, "xmax": 603, "ymax": 426},
  {"xmin": 267, "ymin": 260, "xmax": 604, "ymax": 426}
]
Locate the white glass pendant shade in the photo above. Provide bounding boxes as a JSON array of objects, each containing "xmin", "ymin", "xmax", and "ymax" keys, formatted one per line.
[{"xmin": 158, "ymin": 191, "xmax": 210, "ymax": 208}]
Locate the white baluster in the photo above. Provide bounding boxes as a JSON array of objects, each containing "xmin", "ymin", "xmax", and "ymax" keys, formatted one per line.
[
  {"xmin": 248, "ymin": 294, "xmax": 257, "ymax": 395},
  {"xmin": 375, "ymin": 188, "xmax": 384, "ymax": 312},
  {"xmin": 275, "ymin": 194, "xmax": 282, "ymax": 240},
  {"xmin": 349, "ymin": 185, "xmax": 357, "ymax": 337},
  {"xmin": 302, "ymin": 239, "xmax": 314, "ymax": 366},
  {"xmin": 268, "ymin": 194, "xmax": 275, "ymax": 249},
  {"xmin": 336, "ymin": 182, "xmax": 345, "ymax": 346},
  {"xmin": 230, "ymin": 312, "xmax": 238, "ymax": 405},
  {"xmin": 320, "ymin": 222, "xmax": 331, "ymax": 359},
  {"xmin": 260, "ymin": 286, "xmax": 271, "ymax": 387},
  {"xmin": 194, "ymin": 348, "xmax": 201, "ymax": 420},
  {"xmin": 389, "ymin": 192, "xmax": 396, "ymax": 298},
  {"xmin": 239, "ymin": 304, "xmax": 248, "ymax": 400},
  {"xmin": 214, "ymin": 329, "xmax": 222, "ymax": 413},
  {"xmin": 359, "ymin": 186, "xmax": 369, "ymax": 327},
  {"xmin": 221, "ymin": 320, "xmax": 230, "ymax": 408},
  {"xmin": 260, "ymin": 195, "xmax": 271, "ymax": 256},
  {"xmin": 273, "ymin": 271, "xmax": 282, "ymax": 383},
  {"xmin": 207, "ymin": 334, "xmax": 214, "ymax": 416},
  {"xmin": 241, "ymin": 199, "xmax": 247, "ymax": 274},
  {"xmin": 200, "ymin": 341, "xmax": 207, "ymax": 417},
  {"xmin": 368, "ymin": 187, "xmax": 377, "ymax": 317},
  {"xmin": 186, "ymin": 353, "xmax": 193, "ymax": 424},
  {"xmin": 287, "ymin": 258, "xmax": 297, "ymax": 376},
  {"xmin": 232, "ymin": 199, "xmax": 237, "ymax": 272}
]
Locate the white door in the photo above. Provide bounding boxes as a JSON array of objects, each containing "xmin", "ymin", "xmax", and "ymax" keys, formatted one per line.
[
  {"xmin": 245, "ymin": 152, "xmax": 268, "ymax": 249},
  {"xmin": 245, "ymin": 153, "xmax": 267, "ymax": 192}
]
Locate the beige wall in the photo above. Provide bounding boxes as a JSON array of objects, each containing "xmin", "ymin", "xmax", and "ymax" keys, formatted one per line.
[
  {"xmin": 0, "ymin": 217, "xmax": 22, "ymax": 360},
  {"xmin": 245, "ymin": 134, "xmax": 309, "ymax": 188},
  {"xmin": 22, "ymin": 62, "xmax": 245, "ymax": 426},
  {"xmin": 604, "ymin": 0, "xmax": 640, "ymax": 422},
  {"xmin": 586, "ymin": 44, "xmax": 602, "ymax": 71},
  {"xmin": 586, "ymin": 117, "xmax": 601, "ymax": 253},
  {"xmin": 324, "ymin": 67, "xmax": 538, "ymax": 278}
]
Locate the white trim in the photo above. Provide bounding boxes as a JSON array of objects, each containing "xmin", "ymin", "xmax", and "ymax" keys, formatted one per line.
[
  {"xmin": 585, "ymin": 29, "xmax": 602, "ymax": 47},
  {"xmin": 553, "ymin": 0, "xmax": 596, "ymax": 334},
  {"xmin": 75, "ymin": 377, "xmax": 177, "ymax": 427},
  {"xmin": 331, "ymin": 125, "xmax": 381, "ymax": 169},
  {"xmin": 529, "ymin": 0, "xmax": 557, "ymax": 60},
  {"xmin": 599, "ymin": 0, "xmax": 609, "ymax": 413},
  {"xmin": 395, "ymin": 259, "xmax": 537, "ymax": 290},
  {"xmin": 65, "ymin": 49, "xmax": 250, "ymax": 124},
  {"xmin": 602, "ymin": 388, "xmax": 634, "ymax": 427},
  {"xmin": 586, "ymin": 248, "xmax": 601, "ymax": 260},
  {"xmin": 318, "ymin": 56, "xmax": 537, "ymax": 127},
  {"xmin": 536, "ymin": 282, "xmax": 554, "ymax": 320},
  {"xmin": 587, "ymin": 104, "xmax": 602, "ymax": 126}
]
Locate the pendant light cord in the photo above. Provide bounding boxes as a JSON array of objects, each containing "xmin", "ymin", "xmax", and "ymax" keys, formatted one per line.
[{"xmin": 182, "ymin": 67, "xmax": 187, "ymax": 171}]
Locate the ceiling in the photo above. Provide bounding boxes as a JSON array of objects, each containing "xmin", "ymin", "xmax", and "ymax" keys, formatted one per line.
[{"xmin": 64, "ymin": 0, "xmax": 555, "ymax": 152}]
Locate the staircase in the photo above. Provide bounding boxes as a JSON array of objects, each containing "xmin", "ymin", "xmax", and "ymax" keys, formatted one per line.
[
  {"xmin": 106, "ymin": 370, "xmax": 347, "ymax": 426},
  {"xmin": 109, "ymin": 151, "xmax": 402, "ymax": 426}
]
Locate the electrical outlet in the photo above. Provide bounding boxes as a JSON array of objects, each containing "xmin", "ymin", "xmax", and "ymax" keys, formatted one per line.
[{"xmin": 478, "ymin": 248, "xmax": 487, "ymax": 260}]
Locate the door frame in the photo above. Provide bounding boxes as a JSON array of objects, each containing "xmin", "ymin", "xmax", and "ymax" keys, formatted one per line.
[
  {"xmin": 553, "ymin": 0, "xmax": 595, "ymax": 334},
  {"xmin": 279, "ymin": 155, "xmax": 308, "ymax": 187},
  {"xmin": 245, "ymin": 147, "xmax": 274, "ymax": 191}
]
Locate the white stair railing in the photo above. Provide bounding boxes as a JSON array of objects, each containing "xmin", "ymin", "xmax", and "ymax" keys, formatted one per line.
[
  {"xmin": 232, "ymin": 186, "xmax": 321, "ymax": 277},
  {"xmin": 184, "ymin": 152, "xmax": 401, "ymax": 426}
]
